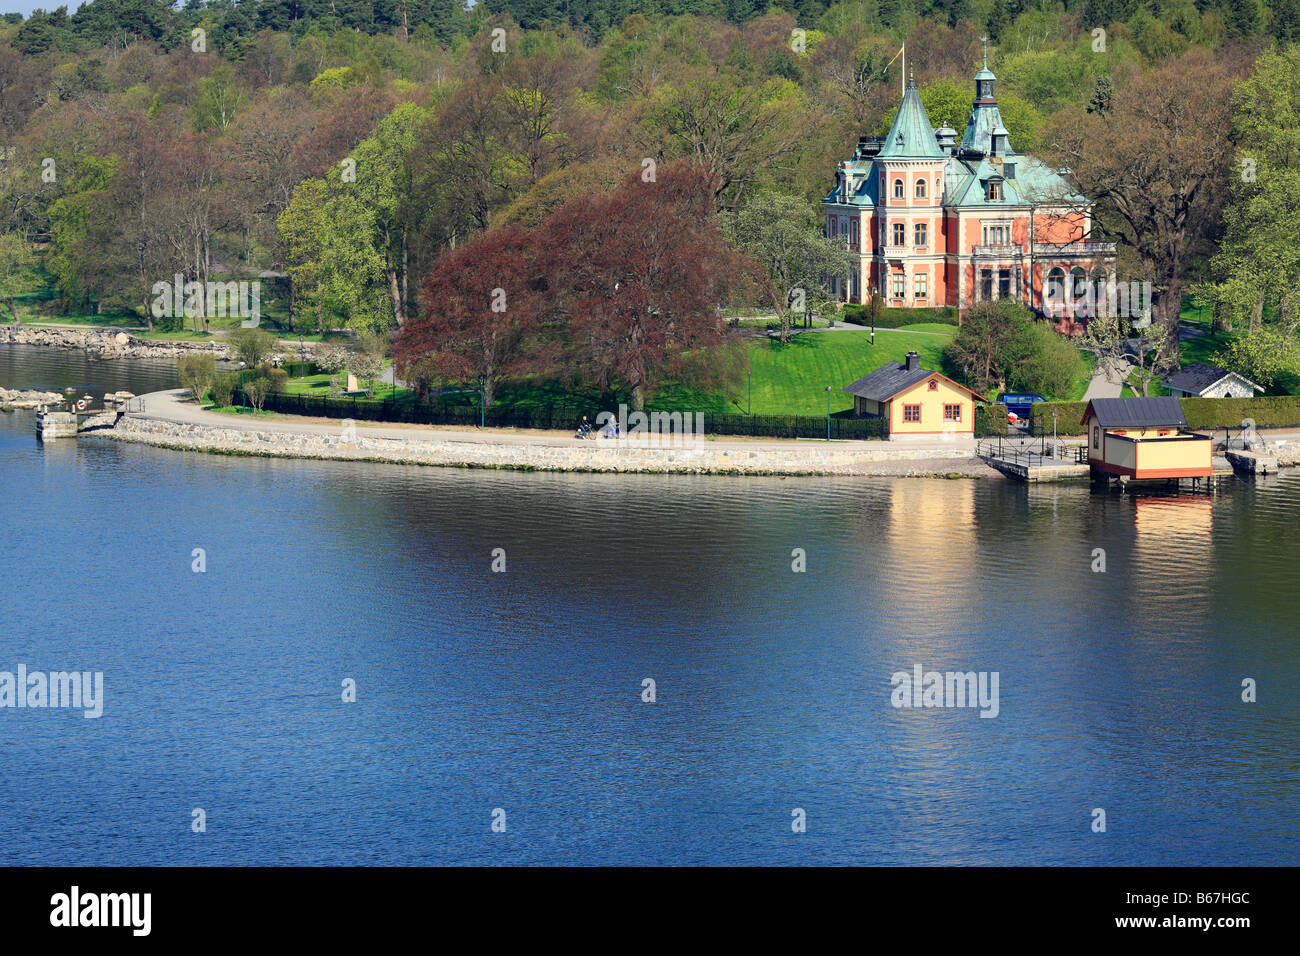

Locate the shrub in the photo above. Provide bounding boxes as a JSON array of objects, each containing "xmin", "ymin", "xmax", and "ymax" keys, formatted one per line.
[
  {"xmin": 244, "ymin": 377, "xmax": 270, "ymax": 412},
  {"xmin": 209, "ymin": 371, "xmax": 238, "ymax": 408},
  {"xmin": 177, "ymin": 353, "xmax": 216, "ymax": 402},
  {"xmin": 230, "ymin": 327, "xmax": 277, "ymax": 369},
  {"xmin": 1010, "ymin": 322, "xmax": 1084, "ymax": 400},
  {"xmin": 259, "ymin": 366, "xmax": 289, "ymax": 393}
]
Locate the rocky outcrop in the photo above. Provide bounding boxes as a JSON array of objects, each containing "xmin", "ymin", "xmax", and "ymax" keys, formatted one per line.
[
  {"xmin": 0, "ymin": 387, "xmax": 64, "ymax": 409},
  {"xmin": 0, "ymin": 325, "xmax": 230, "ymax": 359}
]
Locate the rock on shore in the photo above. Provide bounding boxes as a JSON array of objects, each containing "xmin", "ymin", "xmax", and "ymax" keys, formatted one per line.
[
  {"xmin": 0, "ymin": 325, "xmax": 231, "ymax": 359},
  {"xmin": 0, "ymin": 387, "xmax": 64, "ymax": 409}
]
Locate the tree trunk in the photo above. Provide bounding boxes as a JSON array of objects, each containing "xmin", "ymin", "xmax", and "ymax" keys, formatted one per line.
[{"xmin": 630, "ymin": 380, "xmax": 646, "ymax": 412}]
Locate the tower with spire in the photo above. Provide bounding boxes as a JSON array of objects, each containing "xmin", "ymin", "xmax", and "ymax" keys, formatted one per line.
[{"xmin": 822, "ymin": 55, "xmax": 1117, "ymax": 332}]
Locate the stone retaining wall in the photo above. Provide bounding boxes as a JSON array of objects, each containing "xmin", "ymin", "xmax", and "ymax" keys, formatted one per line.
[
  {"xmin": 105, "ymin": 416, "xmax": 985, "ymax": 477},
  {"xmin": 1, "ymin": 325, "xmax": 230, "ymax": 359}
]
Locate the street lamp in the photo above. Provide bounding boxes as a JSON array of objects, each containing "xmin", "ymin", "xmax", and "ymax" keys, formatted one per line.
[
  {"xmin": 1052, "ymin": 408, "xmax": 1059, "ymax": 457},
  {"xmin": 747, "ymin": 367, "xmax": 752, "ymax": 416},
  {"xmin": 479, "ymin": 379, "xmax": 486, "ymax": 429},
  {"xmin": 238, "ymin": 361, "xmax": 246, "ymax": 414},
  {"xmin": 825, "ymin": 385, "xmax": 832, "ymax": 441}
]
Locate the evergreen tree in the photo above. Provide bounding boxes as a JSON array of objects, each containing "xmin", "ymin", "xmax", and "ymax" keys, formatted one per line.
[{"xmin": 1086, "ymin": 75, "xmax": 1113, "ymax": 115}]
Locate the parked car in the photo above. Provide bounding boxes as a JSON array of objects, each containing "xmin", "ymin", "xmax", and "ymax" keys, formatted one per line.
[{"xmin": 998, "ymin": 392, "xmax": 1047, "ymax": 421}]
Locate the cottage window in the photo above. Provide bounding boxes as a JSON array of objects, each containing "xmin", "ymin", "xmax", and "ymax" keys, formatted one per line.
[
  {"xmin": 903, "ymin": 404, "xmax": 922, "ymax": 423},
  {"xmin": 893, "ymin": 179, "xmax": 904, "ymax": 200},
  {"xmin": 1092, "ymin": 426, "xmax": 1100, "ymax": 449},
  {"xmin": 944, "ymin": 403, "xmax": 962, "ymax": 422},
  {"xmin": 928, "ymin": 380, "xmax": 939, "ymax": 391},
  {"xmin": 988, "ymin": 181, "xmax": 1002, "ymax": 201}
]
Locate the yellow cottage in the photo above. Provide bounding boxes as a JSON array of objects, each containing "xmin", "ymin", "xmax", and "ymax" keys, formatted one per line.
[{"xmin": 843, "ymin": 351, "xmax": 986, "ymax": 440}]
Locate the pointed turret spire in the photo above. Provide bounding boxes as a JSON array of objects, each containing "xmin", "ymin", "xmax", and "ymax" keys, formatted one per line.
[{"xmin": 877, "ymin": 78, "xmax": 944, "ymax": 158}]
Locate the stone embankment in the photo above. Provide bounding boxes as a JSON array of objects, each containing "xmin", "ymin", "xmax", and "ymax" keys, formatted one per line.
[
  {"xmin": 0, "ymin": 387, "xmax": 63, "ymax": 409},
  {"xmin": 0, "ymin": 325, "xmax": 231, "ymax": 359},
  {"xmin": 106, "ymin": 416, "xmax": 991, "ymax": 477}
]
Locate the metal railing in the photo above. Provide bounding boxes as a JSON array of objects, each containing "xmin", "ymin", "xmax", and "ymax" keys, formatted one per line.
[{"xmin": 977, "ymin": 434, "xmax": 1077, "ymax": 467}]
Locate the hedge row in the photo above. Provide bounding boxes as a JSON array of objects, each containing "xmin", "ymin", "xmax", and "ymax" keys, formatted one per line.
[
  {"xmin": 252, "ymin": 391, "xmax": 890, "ymax": 440},
  {"xmin": 841, "ymin": 304, "xmax": 960, "ymax": 329},
  {"xmin": 975, "ymin": 403, "xmax": 1009, "ymax": 437},
  {"xmin": 1029, "ymin": 395, "xmax": 1300, "ymax": 436}
]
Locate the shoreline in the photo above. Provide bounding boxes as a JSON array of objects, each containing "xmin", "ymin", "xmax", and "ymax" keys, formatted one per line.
[
  {"xmin": 102, "ymin": 415, "xmax": 999, "ymax": 478},
  {"xmin": 91, "ymin": 390, "xmax": 1001, "ymax": 478}
]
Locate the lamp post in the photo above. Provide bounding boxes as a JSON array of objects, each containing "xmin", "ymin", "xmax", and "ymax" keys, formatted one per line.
[
  {"xmin": 238, "ymin": 361, "xmax": 246, "ymax": 413},
  {"xmin": 1052, "ymin": 408, "xmax": 1059, "ymax": 457},
  {"xmin": 747, "ymin": 367, "xmax": 752, "ymax": 416},
  {"xmin": 825, "ymin": 385, "xmax": 832, "ymax": 441},
  {"xmin": 479, "ymin": 380, "xmax": 486, "ymax": 429}
]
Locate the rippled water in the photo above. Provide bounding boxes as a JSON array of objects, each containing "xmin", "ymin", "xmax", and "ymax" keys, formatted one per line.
[{"xmin": 1, "ymin": 351, "xmax": 1297, "ymax": 865}]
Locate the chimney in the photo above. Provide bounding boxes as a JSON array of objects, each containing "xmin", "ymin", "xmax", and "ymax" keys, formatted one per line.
[{"xmin": 905, "ymin": 350, "xmax": 920, "ymax": 371}]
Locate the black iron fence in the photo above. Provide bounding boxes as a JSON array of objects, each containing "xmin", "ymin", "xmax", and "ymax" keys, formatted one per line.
[{"xmin": 245, "ymin": 389, "xmax": 890, "ymax": 441}]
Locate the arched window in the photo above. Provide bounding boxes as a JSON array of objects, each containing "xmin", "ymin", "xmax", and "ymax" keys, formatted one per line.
[
  {"xmin": 1046, "ymin": 267, "xmax": 1066, "ymax": 309},
  {"xmin": 1070, "ymin": 266, "xmax": 1088, "ymax": 303},
  {"xmin": 915, "ymin": 179, "xmax": 926, "ymax": 199},
  {"xmin": 893, "ymin": 178, "xmax": 904, "ymax": 200}
]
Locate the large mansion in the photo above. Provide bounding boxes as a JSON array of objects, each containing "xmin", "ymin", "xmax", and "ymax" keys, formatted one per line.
[{"xmin": 822, "ymin": 61, "xmax": 1116, "ymax": 331}]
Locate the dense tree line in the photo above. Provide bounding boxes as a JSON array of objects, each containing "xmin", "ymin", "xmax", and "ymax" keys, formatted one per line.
[{"xmin": 2, "ymin": 1, "xmax": 1298, "ymax": 397}]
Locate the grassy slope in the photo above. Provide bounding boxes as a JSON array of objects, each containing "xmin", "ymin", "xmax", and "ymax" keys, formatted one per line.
[{"xmin": 652, "ymin": 330, "xmax": 954, "ymax": 417}]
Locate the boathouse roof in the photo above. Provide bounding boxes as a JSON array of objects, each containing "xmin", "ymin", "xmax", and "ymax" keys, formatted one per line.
[{"xmin": 1082, "ymin": 396, "xmax": 1187, "ymax": 428}]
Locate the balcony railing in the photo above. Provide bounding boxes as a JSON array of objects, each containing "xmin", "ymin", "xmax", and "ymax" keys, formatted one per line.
[
  {"xmin": 972, "ymin": 244, "xmax": 1023, "ymax": 257},
  {"xmin": 1031, "ymin": 241, "xmax": 1117, "ymax": 257}
]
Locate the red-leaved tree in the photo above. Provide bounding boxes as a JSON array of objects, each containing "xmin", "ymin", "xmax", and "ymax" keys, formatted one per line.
[
  {"xmin": 393, "ymin": 225, "xmax": 552, "ymax": 408},
  {"xmin": 539, "ymin": 160, "xmax": 750, "ymax": 410}
]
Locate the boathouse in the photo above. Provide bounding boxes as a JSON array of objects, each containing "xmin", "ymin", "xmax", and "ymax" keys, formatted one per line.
[
  {"xmin": 1081, "ymin": 397, "xmax": 1211, "ymax": 479},
  {"xmin": 843, "ymin": 350, "xmax": 986, "ymax": 439}
]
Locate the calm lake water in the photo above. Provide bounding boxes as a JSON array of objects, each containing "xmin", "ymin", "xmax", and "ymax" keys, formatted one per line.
[{"xmin": 1, "ymin": 346, "xmax": 1297, "ymax": 865}]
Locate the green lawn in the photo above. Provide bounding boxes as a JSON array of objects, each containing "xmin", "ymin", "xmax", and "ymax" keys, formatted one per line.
[
  {"xmin": 657, "ymin": 330, "xmax": 955, "ymax": 416},
  {"xmin": 479, "ymin": 329, "xmax": 958, "ymax": 418},
  {"xmin": 285, "ymin": 373, "xmax": 412, "ymax": 401}
]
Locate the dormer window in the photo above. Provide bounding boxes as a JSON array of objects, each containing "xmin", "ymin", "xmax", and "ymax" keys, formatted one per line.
[
  {"xmin": 987, "ymin": 180, "xmax": 1003, "ymax": 201},
  {"xmin": 915, "ymin": 179, "xmax": 926, "ymax": 199},
  {"xmin": 893, "ymin": 179, "xmax": 904, "ymax": 200}
]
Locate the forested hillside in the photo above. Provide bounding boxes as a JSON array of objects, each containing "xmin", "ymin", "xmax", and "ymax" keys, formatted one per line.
[{"xmin": 1, "ymin": 0, "xmax": 1297, "ymax": 397}]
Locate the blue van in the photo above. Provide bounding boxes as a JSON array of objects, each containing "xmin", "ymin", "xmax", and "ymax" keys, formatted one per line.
[{"xmin": 998, "ymin": 393, "xmax": 1047, "ymax": 419}]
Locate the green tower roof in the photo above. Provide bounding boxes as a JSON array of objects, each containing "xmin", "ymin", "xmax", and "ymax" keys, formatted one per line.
[{"xmin": 877, "ymin": 78, "xmax": 945, "ymax": 159}]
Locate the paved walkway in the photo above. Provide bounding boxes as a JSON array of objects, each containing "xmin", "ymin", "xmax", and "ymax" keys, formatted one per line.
[
  {"xmin": 1082, "ymin": 357, "xmax": 1130, "ymax": 401},
  {"xmin": 131, "ymin": 388, "xmax": 982, "ymax": 454}
]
